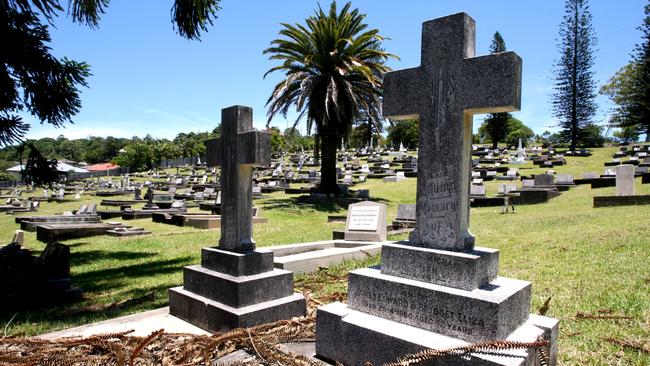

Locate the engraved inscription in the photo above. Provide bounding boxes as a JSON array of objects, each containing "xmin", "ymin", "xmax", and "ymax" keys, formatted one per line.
[
  {"xmin": 384, "ymin": 254, "xmax": 464, "ymax": 284},
  {"xmin": 347, "ymin": 206, "xmax": 380, "ymax": 231},
  {"xmin": 351, "ymin": 285, "xmax": 491, "ymax": 339}
]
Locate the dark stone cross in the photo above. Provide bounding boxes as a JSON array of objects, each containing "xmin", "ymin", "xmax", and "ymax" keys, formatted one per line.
[
  {"xmin": 205, "ymin": 105, "xmax": 270, "ymax": 252},
  {"xmin": 383, "ymin": 13, "xmax": 522, "ymax": 251}
]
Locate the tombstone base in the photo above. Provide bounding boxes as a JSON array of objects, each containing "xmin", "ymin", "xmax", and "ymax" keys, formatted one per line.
[
  {"xmin": 316, "ymin": 302, "xmax": 558, "ymax": 366},
  {"xmin": 347, "ymin": 268, "xmax": 531, "ymax": 342},
  {"xmin": 169, "ymin": 247, "xmax": 306, "ymax": 332},
  {"xmin": 381, "ymin": 243, "xmax": 499, "ymax": 291},
  {"xmin": 169, "ymin": 287, "xmax": 305, "ymax": 333}
]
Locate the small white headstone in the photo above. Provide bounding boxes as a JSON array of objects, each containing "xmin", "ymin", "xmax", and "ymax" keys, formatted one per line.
[
  {"xmin": 556, "ymin": 174, "xmax": 574, "ymax": 184},
  {"xmin": 470, "ymin": 185, "xmax": 486, "ymax": 196},
  {"xmin": 498, "ymin": 184, "xmax": 518, "ymax": 194},
  {"xmin": 521, "ymin": 179, "xmax": 535, "ymax": 188},
  {"xmin": 344, "ymin": 201, "xmax": 387, "ymax": 242}
]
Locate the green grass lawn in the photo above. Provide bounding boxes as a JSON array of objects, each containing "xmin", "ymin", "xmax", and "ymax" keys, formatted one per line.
[{"xmin": 1, "ymin": 146, "xmax": 649, "ymax": 365}]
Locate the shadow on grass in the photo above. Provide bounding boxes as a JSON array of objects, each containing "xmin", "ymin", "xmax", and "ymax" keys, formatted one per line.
[
  {"xmin": 74, "ymin": 256, "xmax": 194, "ymax": 292},
  {"xmin": 262, "ymin": 196, "xmax": 392, "ymax": 214},
  {"xmin": 71, "ymin": 250, "xmax": 157, "ymax": 266},
  {"xmin": 66, "ymin": 241, "xmax": 92, "ymax": 248},
  {"xmin": 0, "ymin": 283, "xmax": 177, "ymax": 336}
]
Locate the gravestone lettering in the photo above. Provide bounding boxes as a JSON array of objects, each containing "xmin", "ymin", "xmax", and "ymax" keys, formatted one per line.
[
  {"xmin": 348, "ymin": 205, "xmax": 381, "ymax": 231},
  {"xmin": 205, "ymin": 106, "xmax": 270, "ymax": 252},
  {"xmin": 384, "ymin": 13, "xmax": 522, "ymax": 251},
  {"xmin": 344, "ymin": 201, "xmax": 387, "ymax": 242}
]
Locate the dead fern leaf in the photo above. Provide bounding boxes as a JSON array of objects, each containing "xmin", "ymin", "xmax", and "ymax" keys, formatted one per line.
[{"xmin": 538, "ymin": 295, "xmax": 552, "ymax": 316}]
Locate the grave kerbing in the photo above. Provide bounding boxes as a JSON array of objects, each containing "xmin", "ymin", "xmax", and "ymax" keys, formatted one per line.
[
  {"xmin": 169, "ymin": 105, "xmax": 305, "ymax": 332},
  {"xmin": 315, "ymin": 13, "xmax": 558, "ymax": 366}
]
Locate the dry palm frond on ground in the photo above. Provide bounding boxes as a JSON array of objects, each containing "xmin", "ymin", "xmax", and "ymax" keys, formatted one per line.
[{"xmin": 0, "ymin": 296, "xmax": 550, "ymax": 366}]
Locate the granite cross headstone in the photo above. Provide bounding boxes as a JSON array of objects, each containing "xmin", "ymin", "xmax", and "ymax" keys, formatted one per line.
[
  {"xmin": 383, "ymin": 12, "xmax": 521, "ymax": 251},
  {"xmin": 316, "ymin": 15, "xmax": 558, "ymax": 366},
  {"xmin": 205, "ymin": 105, "xmax": 270, "ymax": 252}
]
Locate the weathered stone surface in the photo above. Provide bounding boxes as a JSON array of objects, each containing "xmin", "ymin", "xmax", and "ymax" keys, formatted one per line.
[
  {"xmin": 200, "ymin": 247, "xmax": 274, "ymax": 277},
  {"xmin": 381, "ymin": 243, "xmax": 498, "ymax": 290},
  {"xmin": 616, "ymin": 164, "xmax": 635, "ymax": 196},
  {"xmin": 316, "ymin": 302, "xmax": 553, "ymax": 366},
  {"xmin": 534, "ymin": 174, "xmax": 554, "ymax": 187},
  {"xmin": 182, "ymin": 265, "xmax": 294, "ymax": 307},
  {"xmin": 316, "ymin": 13, "xmax": 557, "ymax": 366},
  {"xmin": 396, "ymin": 204, "xmax": 416, "ymax": 221},
  {"xmin": 204, "ymin": 106, "xmax": 271, "ymax": 252},
  {"xmin": 169, "ymin": 287, "xmax": 305, "ymax": 333},
  {"xmin": 344, "ymin": 201, "xmax": 387, "ymax": 242},
  {"xmin": 347, "ymin": 268, "xmax": 531, "ymax": 342},
  {"xmin": 18, "ymin": 215, "xmax": 100, "ymax": 232},
  {"xmin": 36, "ymin": 223, "xmax": 119, "ymax": 243},
  {"xmin": 383, "ymin": 12, "xmax": 522, "ymax": 252}
]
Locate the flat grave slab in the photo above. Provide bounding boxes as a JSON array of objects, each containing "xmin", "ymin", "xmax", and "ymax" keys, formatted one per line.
[
  {"xmin": 40, "ymin": 307, "xmax": 209, "ymax": 339},
  {"xmin": 106, "ymin": 227, "xmax": 152, "ymax": 237},
  {"xmin": 593, "ymin": 195, "xmax": 650, "ymax": 207},
  {"xmin": 121, "ymin": 208, "xmax": 186, "ymax": 220},
  {"xmin": 36, "ymin": 222, "xmax": 124, "ymax": 242},
  {"xmin": 18, "ymin": 215, "xmax": 101, "ymax": 232},
  {"xmin": 265, "ymin": 240, "xmax": 385, "ymax": 273}
]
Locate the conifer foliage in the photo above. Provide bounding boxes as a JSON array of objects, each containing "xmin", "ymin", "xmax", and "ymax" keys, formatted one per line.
[
  {"xmin": 482, "ymin": 32, "xmax": 512, "ymax": 149},
  {"xmin": 551, "ymin": 0, "xmax": 598, "ymax": 150},
  {"xmin": 624, "ymin": 1, "xmax": 650, "ymax": 141}
]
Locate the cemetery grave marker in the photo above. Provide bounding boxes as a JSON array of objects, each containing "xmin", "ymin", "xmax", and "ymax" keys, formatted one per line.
[
  {"xmin": 344, "ymin": 201, "xmax": 387, "ymax": 242},
  {"xmin": 316, "ymin": 13, "xmax": 558, "ymax": 366},
  {"xmin": 381, "ymin": 11, "xmax": 521, "ymax": 251},
  {"xmin": 170, "ymin": 105, "xmax": 305, "ymax": 332},
  {"xmin": 616, "ymin": 165, "xmax": 635, "ymax": 196}
]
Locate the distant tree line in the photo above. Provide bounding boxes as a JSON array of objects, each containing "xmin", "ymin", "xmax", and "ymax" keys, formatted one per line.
[{"xmin": 0, "ymin": 129, "xmax": 222, "ymax": 172}]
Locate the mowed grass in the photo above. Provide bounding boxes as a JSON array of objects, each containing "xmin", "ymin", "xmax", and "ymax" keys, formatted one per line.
[{"xmin": 0, "ymin": 146, "xmax": 648, "ymax": 365}]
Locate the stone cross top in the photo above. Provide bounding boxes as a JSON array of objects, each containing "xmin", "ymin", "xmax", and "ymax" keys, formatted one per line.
[
  {"xmin": 383, "ymin": 13, "xmax": 522, "ymax": 251},
  {"xmin": 205, "ymin": 106, "xmax": 270, "ymax": 252}
]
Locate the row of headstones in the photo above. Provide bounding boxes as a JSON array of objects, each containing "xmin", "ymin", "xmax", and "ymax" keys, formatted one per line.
[{"xmin": 615, "ymin": 145, "xmax": 650, "ymax": 157}]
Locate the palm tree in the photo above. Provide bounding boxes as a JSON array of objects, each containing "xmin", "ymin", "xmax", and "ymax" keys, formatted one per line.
[{"xmin": 264, "ymin": 1, "xmax": 395, "ymax": 194}]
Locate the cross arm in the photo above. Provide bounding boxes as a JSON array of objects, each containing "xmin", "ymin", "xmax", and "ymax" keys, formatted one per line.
[
  {"xmin": 460, "ymin": 51, "xmax": 522, "ymax": 114},
  {"xmin": 204, "ymin": 131, "xmax": 271, "ymax": 167},
  {"xmin": 383, "ymin": 67, "xmax": 424, "ymax": 120}
]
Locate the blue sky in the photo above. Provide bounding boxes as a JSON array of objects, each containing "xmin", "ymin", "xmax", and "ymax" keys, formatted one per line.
[{"xmin": 24, "ymin": 0, "xmax": 647, "ymax": 140}]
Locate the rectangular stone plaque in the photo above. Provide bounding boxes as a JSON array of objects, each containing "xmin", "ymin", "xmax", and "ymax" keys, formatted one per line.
[
  {"xmin": 348, "ymin": 206, "xmax": 380, "ymax": 231},
  {"xmin": 344, "ymin": 201, "xmax": 387, "ymax": 242},
  {"xmin": 347, "ymin": 267, "xmax": 531, "ymax": 342},
  {"xmin": 381, "ymin": 243, "xmax": 498, "ymax": 291}
]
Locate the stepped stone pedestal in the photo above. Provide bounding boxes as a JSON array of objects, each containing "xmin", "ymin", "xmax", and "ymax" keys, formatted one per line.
[
  {"xmin": 316, "ymin": 244, "xmax": 558, "ymax": 365},
  {"xmin": 170, "ymin": 248, "xmax": 305, "ymax": 332},
  {"xmin": 315, "ymin": 13, "xmax": 558, "ymax": 366},
  {"xmin": 170, "ymin": 105, "xmax": 305, "ymax": 332}
]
